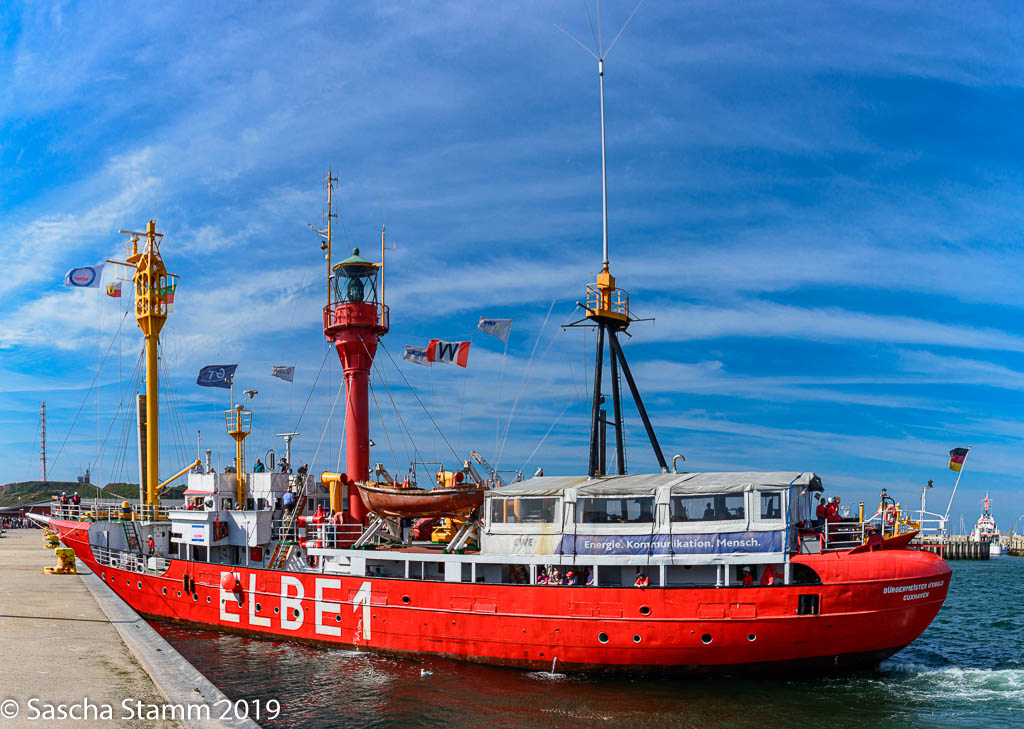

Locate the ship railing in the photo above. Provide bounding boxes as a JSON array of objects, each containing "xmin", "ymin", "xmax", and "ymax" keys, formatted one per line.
[
  {"xmin": 272, "ymin": 519, "xmax": 300, "ymax": 544},
  {"xmin": 822, "ymin": 521, "xmax": 866, "ymax": 551},
  {"xmin": 50, "ymin": 503, "xmax": 172, "ymax": 522},
  {"xmin": 91, "ymin": 545, "xmax": 171, "ymax": 574}
]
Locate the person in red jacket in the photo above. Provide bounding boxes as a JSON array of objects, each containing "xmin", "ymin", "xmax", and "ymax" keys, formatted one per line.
[
  {"xmin": 146, "ymin": 536, "xmax": 155, "ymax": 555},
  {"xmin": 741, "ymin": 567, "xmax": 754, "ymax": 585},
  {"xmin": 815, "ymin": 495, "xmax": 827, "ymax": 529},
  {"xmin": 824, "ymin": 497, "xmax": 840, "ymax": 524},
  {"xmin": 760, "ymin": 564, "xmax": 779, "ymax": 585}
]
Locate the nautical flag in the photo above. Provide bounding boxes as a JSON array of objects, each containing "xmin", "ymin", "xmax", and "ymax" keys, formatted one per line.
[
  {"xmin": 64, "ymin": 264, "xmax": 105, "ymax": 288},
  {"xmin": 402, "ymin": 345, "xmax": 430, "ymax": 367},
  {"xmin": 271, "ymin": 365, "xmax": 295, "ymax": 382},
  {"xmin": 426, "ymin": 339, "xmax": 470, "ymax": 367},
  {"xmin": 106, "ymin": 282, "xmax": 122, "ymax": 298},
  {"xmin": 478, "ymin": 317, "xmax": 513, "ymax": 343},
  {"xmin": 197, "ymin": 364, "xmax": 238, "ymax": 389},
  {"xmin": 948, "ymin": 447, "xmax": 969, "ymax": 472}
]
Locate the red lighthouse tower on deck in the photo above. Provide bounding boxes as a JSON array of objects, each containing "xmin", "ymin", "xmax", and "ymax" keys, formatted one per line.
[
  {"xmin": 316, "ymin": 172, "xmax": 389, "ymax": 524},
  {"xmin": 323, "ymin": 247, "xmax": 389, "ymax": 522}
]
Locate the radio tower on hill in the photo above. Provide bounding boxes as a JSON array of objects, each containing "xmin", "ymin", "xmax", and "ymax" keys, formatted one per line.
[{"xmin": 40, "ymin": 401, "xmax": 47, "ymax": 483}]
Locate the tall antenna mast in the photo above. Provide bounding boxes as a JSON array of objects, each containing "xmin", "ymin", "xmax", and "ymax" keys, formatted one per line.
[
  {"xmin": 40, "ymin": 401, "xmax": 47, "ymax": 483},
  {"xmin": 560, "ymin": 0, "xmax": 668, "ymax": 477},
  {"xmin": 556, "ymin": 0, "xmax": 645, "ymax": 271}
]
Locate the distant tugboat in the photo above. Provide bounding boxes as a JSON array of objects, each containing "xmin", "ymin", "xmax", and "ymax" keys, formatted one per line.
[{"xmin": 970, "ymin": 493, "xmax": 1002, "ymax": 557}]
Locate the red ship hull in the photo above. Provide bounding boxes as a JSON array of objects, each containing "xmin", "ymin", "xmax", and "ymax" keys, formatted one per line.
[{"xmin": 49, "ymin": 518, "xmax": 950, "ymax": 672}]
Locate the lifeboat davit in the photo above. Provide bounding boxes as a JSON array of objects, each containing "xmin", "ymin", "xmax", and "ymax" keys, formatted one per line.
[{"xmin": 356, "ymin": 482, "xmax": 486, "ymax": 518}]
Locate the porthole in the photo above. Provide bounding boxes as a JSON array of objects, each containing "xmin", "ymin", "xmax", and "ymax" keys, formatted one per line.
[
  {"xmin": 633, "ymin": 635, "xmax": 642, "ymax": 644},
  {"xmin": 137, "ymin": 581, "xmax": 142, "ymax": 589},
  {"xmin": 638, "ymin": 605, "xmax": 651, "ymax": 616},
  {"xmin": 192, "ymin": 593, "xmax": 198, "ymax": 602},
  {"xmin": 206, "ymin": 596, "xmax": 211, "ymax": 603},
  {"xmin": 293, "ymin": 608, "xmax": 300, "ymax": 619},
  {"xmin": 162, "ymin": 587, "xmax": 167, "ymax": 596},
  {"xmin": 335, "ymin": 615, "xmax": 342, "ymax": 623},
  {"xmin": 274, "ymin": 607, "xmax": 280, "ymax": 614},
  {"xmin": 177, "ymin": 591, "xmax": 182, "ymax": 597},
  {"xmin": 598, "ymin": 632, "xmax": 609, "ymax": 644},
  {"xmin": 126, "ymin": 580, "xmax": 131, "ymax": 586},
  {"xmin": 237, "ymin": 600, "xmax": 244, "ymax": 608},
  {"xmin": 747, "ymin": 634, "xmax": 756, "ymax": 642},
  {"xmin": 101, "ymin": 572, "xmax": 105, "ymax": 579},
  {"xmin": 402, "ymin": 595, "xmax": 411, "ymax": 604},
  {"xmin": 255, "ymin": 603, "xmax": 262, "ymax": 612},
  {"xmin": 701, "ymin": 634, "xmax": 713, "ymax": 644}
]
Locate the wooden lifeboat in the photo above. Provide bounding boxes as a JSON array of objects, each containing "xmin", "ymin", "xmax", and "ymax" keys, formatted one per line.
[{"xmin": 356, "ymin": 481, "xmax": 486, "ymax": 518}]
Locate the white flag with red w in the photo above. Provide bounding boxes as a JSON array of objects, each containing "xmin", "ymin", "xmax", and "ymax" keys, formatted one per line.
[{"xmin": 426, "ymin": 339, "xmax": 470, "ymax": 367}]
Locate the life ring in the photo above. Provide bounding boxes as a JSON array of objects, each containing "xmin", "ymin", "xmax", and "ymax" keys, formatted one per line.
[{"xmin": 883, "ymin": 505, "xmax": 896, "ymax": 526}]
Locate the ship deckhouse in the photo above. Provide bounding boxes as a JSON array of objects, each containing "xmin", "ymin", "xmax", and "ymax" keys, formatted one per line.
[{"xmin": 482, "ymin": 472, "xmax": 820, "ymax": 565}]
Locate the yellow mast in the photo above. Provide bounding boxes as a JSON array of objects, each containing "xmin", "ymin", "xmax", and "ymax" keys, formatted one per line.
[{"xmin": 115, "ymin": 220, "xmax": 175, "ymax": 518}]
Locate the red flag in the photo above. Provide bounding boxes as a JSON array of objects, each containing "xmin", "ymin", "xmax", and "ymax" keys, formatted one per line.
[{"xmin": 426, "ymin": 339, "xmax": 470, "ymax": 367}]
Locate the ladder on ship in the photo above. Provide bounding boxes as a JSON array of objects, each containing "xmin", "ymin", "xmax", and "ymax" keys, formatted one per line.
[
  {"xmin": 267, "ymin": 480, "xmax": 308, "ymax": 569},
  {"xmin": 123, "ymin": 521, "xmax": 141, "ymax": 552}
]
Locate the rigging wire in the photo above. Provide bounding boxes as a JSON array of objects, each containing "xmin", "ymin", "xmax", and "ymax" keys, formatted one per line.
[
  {"xmin": 308, "ymin": 372, "xmax": 345, "ymax": 472},
  {"xmin": 494, "ymin": 299, "xmax": 556, "ymax": 469},
  {"xmin": 94, "ymin": 346, "xmax": 145, "ymax": 483},
  {"xmin": 293, "ymin": 345, "xmax": 332, "ymax": 432},
  {"xmin": 519, "ymin": 396, "xmax": 583, "ymax": 473},
  {"xmin": 378, "ymin": 340, "xmax": 461, "ymax": 464},
  {"xmin": 369, "ymin": 352, "xmax": 425, "ymax": 481},
  {"xmin": 51, "ymin": 308, "xmax": 133, "ymax": 475},
  {"xmin": 368, "ymin": 381, "xmax": 401, "ymax": 482}
]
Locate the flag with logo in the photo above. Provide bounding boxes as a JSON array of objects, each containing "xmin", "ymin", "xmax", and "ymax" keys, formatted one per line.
[
  {"xmin": 197, "ymin": 364, "xmax": 238, "ymax": 389},
  {"xmin": 477, "ymin": 317, "xmax": 513, "ymax": 343},
  {"xmin": 64, "ymin": 264, "xmax": 105, "ymax": 288},
  {"xmin": 106, "ymin": 282, "xmax": 122, "ymax": 298},
  {"xmin": 426, "ymin": 339, "xmax": 470, "ymax": 367},
  {"xmin": 948, "ymin": 447, "xmax": 969, "ymax": 472},
  {"xmin": 271, "ymin": 365, "xmax": 295, "ymax": 382},
  {"xmin": 159, "ymin": 282, "xmax": 177, "ymax": 313},
  {"xmin": 402, "ymin": 345, "xmax": 430, "ymax": 367}
]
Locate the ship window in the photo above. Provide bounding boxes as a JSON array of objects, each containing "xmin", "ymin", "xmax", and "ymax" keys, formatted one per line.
[
  {"xmin": 577, "ymin": 497, "xmax": 654, "ymax": 524},
  {"xmin": 489, "ymin": 497, "xmax": 558, "ymax": 524},
  {"xmin": 797, "ymin": 594, "xmax": 820, "ymax": 616},
  {"xmin": 760, "ymin": 492, "xmax": 782, "ymax": 520},
  {"xmin": 671, "ymin": 494, "xmax": 744, "ymax": 522}
]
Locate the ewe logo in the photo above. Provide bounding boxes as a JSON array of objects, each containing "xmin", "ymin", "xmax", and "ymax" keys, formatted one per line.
[{"xmin": 69, "ymin": 267, "xmax": 97, "ymax": 286}]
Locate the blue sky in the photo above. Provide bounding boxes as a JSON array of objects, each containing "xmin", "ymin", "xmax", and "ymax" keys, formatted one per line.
[{"xmin": 3, "ymin": 1, "xmax": 1024, "ymax": 531}]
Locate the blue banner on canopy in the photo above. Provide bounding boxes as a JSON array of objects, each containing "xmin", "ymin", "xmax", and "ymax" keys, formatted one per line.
[
  {"xmin": 560, "ymin": 530, "xmax": 783, "ymax": 556},
  {"xmin": 196, "ymin": 364, "xmax": 238, "ymax": 389}
]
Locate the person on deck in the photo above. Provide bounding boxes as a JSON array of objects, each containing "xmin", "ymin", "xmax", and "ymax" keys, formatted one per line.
[
  {"xmin": 742, "ymin": 566, "xmax": 755, "ymax": 585},
  {"xmin": 72, "ymin": 493, "xmax": 80, "ymax": 506},
  {"xmin": 702, "ymin": 502, "xmax": 715, "ymax": 520},
  {"xmin": 253, "ymin": 459, "xmax": 265, "ymax": 473},
  {"xmin": 760, "ymin": 564, "xmax": 779, "ymax": 586},
  {"xmin": 824, "ymin": 497, "xmax": 840, "ymax": 524},
  {"xmin": 634, "ymin": 571, "xmax": 650, "ymax": 588},
  {"xmin": 278, "ymin": 458, "xmax": 289, "ymax": 473},
  {"xmin": 282, "ymin": 489, "xmax": 296, "ymax": 515},
  {"xmin": 146, "ymin": 536, "xmax": 155, "ymax": 556},
  {"xmin": 815, "ymin": 495, "xmax": 827, "ymax": 530},
  {"xmin": 297, "ymin": 463, "xmax": 309, "ymax": 479}
]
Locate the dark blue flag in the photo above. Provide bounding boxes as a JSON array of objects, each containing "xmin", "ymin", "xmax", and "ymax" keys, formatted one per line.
[{"xmin": 197, "ymin": 364, "xmax": 238, "ymax": 389}]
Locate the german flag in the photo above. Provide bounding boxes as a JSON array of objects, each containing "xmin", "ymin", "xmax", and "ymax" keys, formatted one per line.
[{"xmin": 949, "ymin": 447, "xmax": 969, "ymax": 472}]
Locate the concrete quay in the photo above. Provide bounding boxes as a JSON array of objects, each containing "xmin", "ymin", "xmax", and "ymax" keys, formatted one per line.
[{"xmin": 0, "ymin": 528, "xmax": 259, "ymax": 729}]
